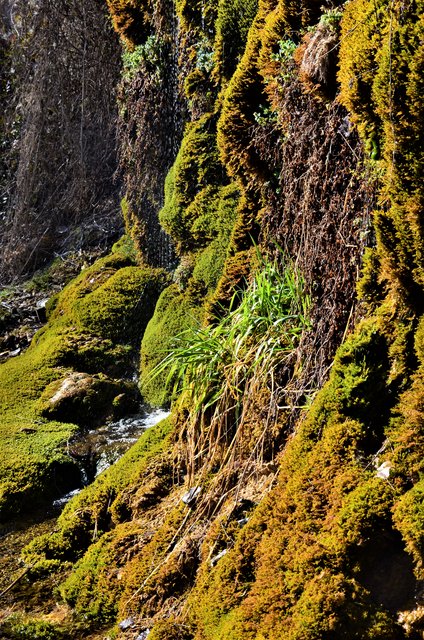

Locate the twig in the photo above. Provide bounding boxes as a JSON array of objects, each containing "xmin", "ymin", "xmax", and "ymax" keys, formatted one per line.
[{"xmin": 0, "ymin": 565, "xmax": 33, "ymax": 599}]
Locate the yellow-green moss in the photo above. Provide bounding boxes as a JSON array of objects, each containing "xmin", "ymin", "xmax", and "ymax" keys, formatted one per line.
[
  {"xmin": 140, "ymin": 285, "xmax": 204, "ymax": 406},
  {"xmin": 159, "ymin": 114, "xmax": 224, "ymax": 253},
  {"xmin": 214, "ymin": 0, "xmax": 259, "ymax": 80},
  {"xmin": 23, "ymin": 416, "xmax": 173, "ymax": 569},
  {"xmin": 339, "ymin": 0, "xmax": 424, "ymax": 303},
  {"xmin": 0, "ymin": 250, "xmax": 169, "ymax": 520}
]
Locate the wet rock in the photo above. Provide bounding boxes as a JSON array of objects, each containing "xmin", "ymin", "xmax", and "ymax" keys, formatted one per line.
[
  {"xmin": 118, "ymin": 617, "xmax": 135, "ymax": 630},
  {"xmin": 182, "ymin": 486, "xmax": 201, "ymax": 506},
  {"xmin": 37, "ymin": 372, "xmax": 140, "ymax": 427}
]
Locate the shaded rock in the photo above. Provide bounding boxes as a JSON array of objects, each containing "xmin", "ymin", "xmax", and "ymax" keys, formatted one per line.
[{"xmin": 37, "ymin": 372, "xmax": 140, "ymax": 427}]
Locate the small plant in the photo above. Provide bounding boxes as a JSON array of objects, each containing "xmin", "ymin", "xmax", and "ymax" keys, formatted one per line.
[
  {"xmin": 319, "ymin": 8, "xmax": 343, "ymax": 32},
  {"xmin": 122, "ymin": 36, "xmax": 165, "ymax": 80},
  {"xmin": 196, "ymin": 38, "xmax": 215, "ymax": 74},
  {"xmin": 253, "ymin": 104, "xmax": 278, "ymax": 126},
  {"xmin": 149, "ymin": 249, "xmax": 311, "ymax": 476},
  {"xmin": 156, "ymin": 251, "xmax": 310, "ymax": 409},
  {"xmin": 271, "ymin": 38, "xmax": 297, "ymax": 81},
  {"xmin": 271, "ymin": 38, "xmax": 297, "ymax": 64}
]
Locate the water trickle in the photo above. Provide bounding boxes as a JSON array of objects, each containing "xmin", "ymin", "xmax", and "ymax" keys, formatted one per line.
[{"xmin": 60, "ymin": 408, "xmax": 170, "ymax": 504}]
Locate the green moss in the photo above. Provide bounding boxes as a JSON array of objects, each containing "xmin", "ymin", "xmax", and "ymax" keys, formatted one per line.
[
  {"xmin": 0, "ymin": 250, "xmax": 169, "ymax": 520},
  {"xmin": 214, "ymin": 0, "xmax": 259, "ymax": 80},
  {"xmin": 23, "ymin": 416, "xmax": 173, "ymax": 571},
  {"xmin": 339, "ymin": 0, "xmax": 424, "ymax": 303},
  {"xmin": 0, "ymin": 615, "xmax": 71, "ymax": 640},
  {"xmin": 393, "ymin": 479, "xmax": 424, "ymax": 578},
  {"xmin": 59, "ymin": 502, "xmax": 187, "ymax": 627},
  {"xmin": 148, "ymin": 619, "xmax": 192, "ymax": 640},
  {"xmin": 111, "ymin": 233, "xmax": 138, "ymax": 261},
  {"xmin": 159, "ymin": 114, "xmax": 224, "ymax": 254},
  {"xmin": 140, "ymin": 285, "xmax": 204, "ymax": 406},
  {"xmin": 356, "ymin": 247, "xmax": 385, "ymax": 306}
]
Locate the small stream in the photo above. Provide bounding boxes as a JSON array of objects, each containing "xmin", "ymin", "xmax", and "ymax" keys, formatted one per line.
[{"xmin": 54, "ymin": 408, "xmax": 170, "ymax": 508}]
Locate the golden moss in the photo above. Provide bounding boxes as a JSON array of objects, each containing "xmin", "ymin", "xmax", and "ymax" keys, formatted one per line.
[
  {"xmin": 339, "ymin": 0, "xmax": 424, "ymax": 304},
  {"xmin": 106, "ymin": 0, "xmax": 153, "ymax": 47}
]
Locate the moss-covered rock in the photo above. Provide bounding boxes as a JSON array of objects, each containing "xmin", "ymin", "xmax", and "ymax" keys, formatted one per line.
[
  {"xmin": 0, "ymin": 249, "xmax": 169, "ymax": 521},
  {"xmin": 36, "ymin": 372, "xmax": 139, "ymax": 428}
]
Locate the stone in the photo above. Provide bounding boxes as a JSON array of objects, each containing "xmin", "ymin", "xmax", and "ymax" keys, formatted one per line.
[
  {"xmin": 182, "ymin": 486, "xmax": 201, "ymax": 505},
  {"xmin": 118, "ymin": 617, "xmax": 135, "ymax": 630},
  {"xmin": 37, "ymin": 371, "xmax": 140, "ymax": 427}
]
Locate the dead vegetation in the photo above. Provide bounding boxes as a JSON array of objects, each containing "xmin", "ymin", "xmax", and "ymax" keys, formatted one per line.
[{"xmin": 0, "ymin": 0, "xmax": 122, "ymax": 283}]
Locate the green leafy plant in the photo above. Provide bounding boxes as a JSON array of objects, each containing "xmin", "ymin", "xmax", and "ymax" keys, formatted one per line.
[
  {"xmin": 271, "ymin": 38, "xmax": 297, "ymax": 81},
  {"xmin": 319, "ymin": 8, "xmax": 343, "ymax": 31},
  {"xmin": 196, "ymin": 38, "xmax": 215, "ymax": 73},
  {"xmin": 122, "ymin": 35, "xmax": 165, "ymax": 80},
  {"xmin": 253, "ymin": 104, "xmax": 278, "ymax": 126}
]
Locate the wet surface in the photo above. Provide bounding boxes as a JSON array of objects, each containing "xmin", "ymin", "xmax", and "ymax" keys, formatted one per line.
[
  {"xmin": 0, "ymin": 407, "xmax": 170, "ymax": 621},
  {"xmin": 67, "ymin": 408, "xmax": 171, "ymax": 486}
]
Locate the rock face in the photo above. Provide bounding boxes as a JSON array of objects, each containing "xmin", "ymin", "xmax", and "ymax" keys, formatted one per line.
[
  {"xmin": 38, "ymin": 372, "xmax": 140, "ymax": 428},
  {"xmin": 0, "ymin": 0, "xmax": 423, "ymax": 638}
]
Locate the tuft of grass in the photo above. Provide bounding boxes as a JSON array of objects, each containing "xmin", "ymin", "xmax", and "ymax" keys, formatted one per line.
[{"xmin": 149, "ymin": 250, "xmax": 310, "ymax": 475}]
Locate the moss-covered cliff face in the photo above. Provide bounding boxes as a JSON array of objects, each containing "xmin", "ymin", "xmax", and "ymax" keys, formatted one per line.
[
  {"xmin": 0, "ymin": 242, "xmax": 168, "ymax": 522},
  {"xmin": 0, "ymin": 0, "xmax": 423, "ymax": 638}
]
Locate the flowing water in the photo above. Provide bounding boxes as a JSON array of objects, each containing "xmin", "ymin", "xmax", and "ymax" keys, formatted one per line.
[
  {"xmin": 0, "ymin": 408, "xmax": 170, "ymax": 615},
  {"xmin": 60, "ymin": 408, "xmax": 171, "ymax": 502}
]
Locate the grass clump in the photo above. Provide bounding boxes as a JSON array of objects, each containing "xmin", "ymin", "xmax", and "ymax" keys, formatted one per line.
[
  {"xmin": 163, "ymin": 254, "xmax": 309, "ymax": 410},
  {"xmin": 153, "ymin": 251, "xmax": 310, "ymax": 475}
]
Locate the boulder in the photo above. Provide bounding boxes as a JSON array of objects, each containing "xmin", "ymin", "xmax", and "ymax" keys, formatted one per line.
[{"xmin": 37, "ymin": 372, "xmax": 140, "ymax": 427}]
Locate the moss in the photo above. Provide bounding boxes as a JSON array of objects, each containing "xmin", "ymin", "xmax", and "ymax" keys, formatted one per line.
[
  {"xmin": 159, "ymin": 114, "xmax": 225, "ymax": 254},
  {"xmin": 111, "ymin": 233, "xmax": 138, "ymax": 261},
  {"xmin": 106, "ymin": 0, "xmax": 153, "ymax": 48},
  {"xmin": 0, "ymin": 250, "xmax": 169, "ymax": 521},
  {"xmin": 35, "ymin": 373, "xmax": 139, "ymax": 428},
  {"xmin": 149, "ymin": 619, "xmax": 192, "ymax": 640},
  {"xmin": 338, "ymin": 0, "xmax": 424, "ymax": 305},
  {"xmin": 214, "ymin": 0, "xmax": 259, "ymax": 80},
  {"xmin": 393, "ymin": 479, "xmax": 424, "ymax": 579},
  {"xmin": 140, "ymin": 285, "xmax": 204, "ymax": 406},
  {"xmin": 0, "ymin": 615, "xmax": 71, "ymax": 640},
  {"xmin": 59, "ymin": 521, "xmax": 140, "ymax": 624},
  {"xmin": 180, "ymin": 307, "xmax": 417, "ymax": 638},
  {"xmin": 59, "ymin": 502, "xmax": 187, "ymax": 626},
  {"xmin": 357, "ymin": 247, "xmax": 385, "ymax": 306},
  {"xmin": 23, "ymin": 416, "xmax": 173, "ymax": 574}
]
